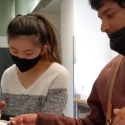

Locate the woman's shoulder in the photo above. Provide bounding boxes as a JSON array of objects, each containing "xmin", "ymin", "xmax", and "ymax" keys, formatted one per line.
[
  {"xmin": 50, "ymin": 62, "xmax": 69, "ymax": 75},
  {"xmin": 2, "ymin": 64, "xmax": 16, "ymax": 76}
]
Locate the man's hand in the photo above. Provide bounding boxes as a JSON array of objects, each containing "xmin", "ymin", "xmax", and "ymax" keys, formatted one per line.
[
  {"xmin": 10, "ymin": 114, "xmax": 37, "ymax": 125},
  {"xmin": 113, "ymin": 108, "xmax": 125, "ymax": 125}
]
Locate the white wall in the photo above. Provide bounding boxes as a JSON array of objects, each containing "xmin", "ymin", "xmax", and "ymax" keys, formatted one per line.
[
  {"xmin": 60, "ymin": 0, "xmax": 74, "ymax": 117},
  {"xmin": 40, "ymin": 13, "xmax": 60, "ymax": 34},
  {"xmin": 0, "ymin": 36, "xmax": 8, "ymax": 48},
  {"xmin": 74, "ymin": 0, "xmax": 117, "ymax": 97},
  {"xmin": 38, "ymin": 12, "xmax": 61, "ymax": 49}
]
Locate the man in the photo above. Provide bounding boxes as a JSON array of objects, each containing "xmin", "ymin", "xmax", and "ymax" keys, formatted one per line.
[{"xmin": 9, "ymin": 0, "xmax": 125, "ymax": 125}]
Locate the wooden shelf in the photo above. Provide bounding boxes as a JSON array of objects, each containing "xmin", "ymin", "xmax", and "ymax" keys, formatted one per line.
[{"xmin": 74, "ymin": 98, "xmax": 87, "ymax": 104}]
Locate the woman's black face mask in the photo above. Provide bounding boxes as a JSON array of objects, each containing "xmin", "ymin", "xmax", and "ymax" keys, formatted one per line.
[{"xmin": 10, "ymin": 53, "xmax": 41, "ymax": 72}]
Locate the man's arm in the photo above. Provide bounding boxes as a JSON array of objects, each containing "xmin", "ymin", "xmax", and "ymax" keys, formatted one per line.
[{"xmin": 36, "ymin": 81, "xmax": 106, "ymax": 125}]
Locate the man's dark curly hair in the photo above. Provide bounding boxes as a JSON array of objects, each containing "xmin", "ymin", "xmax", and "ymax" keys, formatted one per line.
[{"xmin": 88, "ymin": 0, "xmax": 125, "ymax": 10}]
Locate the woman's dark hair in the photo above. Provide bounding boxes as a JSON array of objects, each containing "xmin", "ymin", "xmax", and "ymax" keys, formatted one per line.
[
  {"xmin": 7, "ymin": 13, "xmax": 61, "ymax": 64},
  {"xmin": 89, "ymin": 0, "xmax": 125, "ymax": 10}
]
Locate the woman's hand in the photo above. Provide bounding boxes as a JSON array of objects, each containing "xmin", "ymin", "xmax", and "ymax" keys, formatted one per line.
[{"xmin": 0, "ymin": 101, "xmax": 6, "ymax": 110}]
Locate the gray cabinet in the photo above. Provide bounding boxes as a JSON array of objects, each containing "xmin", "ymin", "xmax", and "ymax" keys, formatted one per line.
[{"xmin": 0, "ymin": 48, "xmax": 13, "ymax": 80}]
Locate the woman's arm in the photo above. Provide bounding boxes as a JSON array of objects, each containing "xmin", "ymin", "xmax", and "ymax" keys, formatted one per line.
[{"xmin": 42, "ymin": 68, "xmax": 69, "ymax": 115}]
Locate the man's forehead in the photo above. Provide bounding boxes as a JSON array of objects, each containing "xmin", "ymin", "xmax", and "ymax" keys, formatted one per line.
[{"xmin": 98, "ymin": 1, "xmax": 118, "ymax": 16}]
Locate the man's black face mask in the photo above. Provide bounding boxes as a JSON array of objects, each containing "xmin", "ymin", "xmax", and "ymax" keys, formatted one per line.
[{"xmin": 108, "ymin": 27, "xmax": 125, "ymax": 56}]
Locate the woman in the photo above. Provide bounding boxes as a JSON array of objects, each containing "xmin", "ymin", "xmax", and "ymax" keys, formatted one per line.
[
  {"xmin": 0, "ymin": 101, "xmax": 5, "ymax": 109},
  {"xmin": 0, "ymin": 13, "xmax": 69, "ymax": 120}
]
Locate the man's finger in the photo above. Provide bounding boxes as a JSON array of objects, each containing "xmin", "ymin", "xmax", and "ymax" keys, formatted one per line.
[
  {"xmin": 113, "ymin": 110, "xmax": 124, "ymax": 125},
  {"xmin": 114, "ymin": 109, "xmax": 120, "ymax": 115},
  {"xmin": 11, "ymin": 121, "xmax": 17, "ymax": 125},
  {"xmin": 117, "ymin": 119, "xmax": 125, "ymax": 125},
  {"xmin": 18, "ymin": 118, "xmax": 23, "ymax": 125}
]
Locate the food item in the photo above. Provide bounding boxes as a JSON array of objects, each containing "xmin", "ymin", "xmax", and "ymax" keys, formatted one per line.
[{"xmin": 0, "ymin": 120, "xmax": 10, "ymax": 125}]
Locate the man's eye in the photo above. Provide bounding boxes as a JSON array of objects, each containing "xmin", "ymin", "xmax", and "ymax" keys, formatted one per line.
[{"xmin": 107, "ymin": 13, "xmax": 115, "ymax": 18}]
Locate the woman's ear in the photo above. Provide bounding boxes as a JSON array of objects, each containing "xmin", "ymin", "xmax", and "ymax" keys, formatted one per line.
[{"xmin": 41, "ymin": 45, "xmax": 47, "ymax": 55}]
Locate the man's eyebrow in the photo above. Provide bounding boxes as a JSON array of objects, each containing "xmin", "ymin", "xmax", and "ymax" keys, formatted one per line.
[{"xmin": 98, "ymin": 8, "xmax": 115, "ymax": 18}]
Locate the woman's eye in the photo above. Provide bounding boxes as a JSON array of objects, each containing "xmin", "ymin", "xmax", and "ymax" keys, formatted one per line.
[
  {"xmin": 12, "ymin": 51, "xmax": 18, "ymax": 53},
  {"xmin": 26, "ymin": 53, "xmax": 33, "ymax": 55}
]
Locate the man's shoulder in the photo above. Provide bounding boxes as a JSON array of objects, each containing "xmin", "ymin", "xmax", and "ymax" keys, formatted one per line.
[
  {"xmin": 95, "ymin": 55, "xmax": 122, "ymax": 85},
  {"xmin": 108, "ymin": 54, "xmax": 122, "ymax": 65},
  {"xmin": 103, "ymin": 54, "xmax": 122, "ymax": 73}
]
